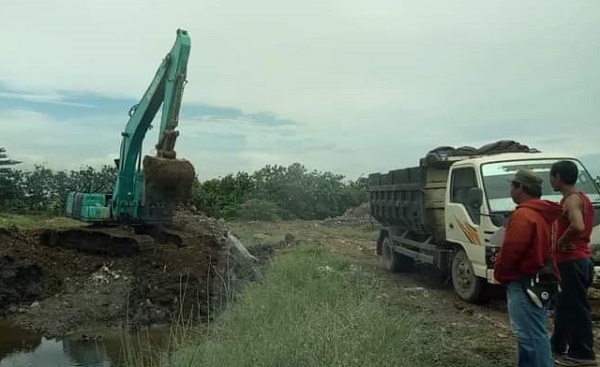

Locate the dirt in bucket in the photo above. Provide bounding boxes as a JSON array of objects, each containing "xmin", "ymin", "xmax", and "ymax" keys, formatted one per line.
[{"xmin": 143, "ymin": 155, "xmax": 196, "ymax": 203}]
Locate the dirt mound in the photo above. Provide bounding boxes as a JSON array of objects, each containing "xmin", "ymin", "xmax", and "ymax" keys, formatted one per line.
[
  {"xmin": 322, "ymin": 202, "xmax": 375, "ymax": 227},
  {"xmin": 125, "ymin": 208, "xmax": 251, "ymax": 328},
  {"xmin": 0, "ymin": 208, "xmax": 259, "ymax": 337}
]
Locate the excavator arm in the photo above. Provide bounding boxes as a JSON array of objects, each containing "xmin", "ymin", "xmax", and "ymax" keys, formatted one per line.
[{"xmin": 112, "ymin": 28, "xmax": 194, "ymax": 221}]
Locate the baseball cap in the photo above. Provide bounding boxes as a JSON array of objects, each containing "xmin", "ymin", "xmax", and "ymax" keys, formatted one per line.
[{"xmin": 511, "ymin": 169, "xmax": 543, "ymax": 188}]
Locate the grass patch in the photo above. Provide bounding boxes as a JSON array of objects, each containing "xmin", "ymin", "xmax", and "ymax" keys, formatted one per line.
[
  {"xmin": 0, "ymin": 213, "xmax": 83, "ymax": 230},
  {"xmin": 228, "ymin": 220, "xmax": 378, "ymax": 246},
  {"xmin": 149, "ymin": 243, "xmax": 511, "ymax": 367}
]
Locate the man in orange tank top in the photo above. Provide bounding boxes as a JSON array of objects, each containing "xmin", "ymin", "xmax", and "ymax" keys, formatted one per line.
[{"xmin": 549, "ymin": 160, "xmax": 597, "ymax": 366}]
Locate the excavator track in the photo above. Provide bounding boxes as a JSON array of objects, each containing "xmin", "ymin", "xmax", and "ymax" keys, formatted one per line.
[
  {"xmin": 137, "ymin": 224, "xmax": 194, "ymax": 247},
  {"xmin": 39, "ymin": 225, "xmax": 157, "ymax": 257}
]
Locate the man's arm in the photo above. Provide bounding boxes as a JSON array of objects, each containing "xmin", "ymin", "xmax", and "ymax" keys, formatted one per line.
[
  {"xmin": 494, "ymin": 209, "xmax": 533, "ymax": 279},
  {"xmin": 557, "ymin": 194, "xmax": 584, "ymax": 252}
]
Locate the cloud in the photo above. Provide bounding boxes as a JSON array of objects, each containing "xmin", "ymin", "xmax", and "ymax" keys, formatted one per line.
[
  {"xmin": 0, "ymin": 96, "xmax": 318, "ymax": 179},
  {"xmin": 0, "ymin": 0, "xmax": 599, "ymax": 180}
]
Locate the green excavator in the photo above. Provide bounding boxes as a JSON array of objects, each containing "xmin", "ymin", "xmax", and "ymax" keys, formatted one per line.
[{"xmin": 40, "ymin": 29, "xmax": 197, "ymax": 255}]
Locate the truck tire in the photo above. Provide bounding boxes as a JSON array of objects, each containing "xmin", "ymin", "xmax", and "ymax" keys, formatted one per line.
[
  {"xmin": 381, "ymin": 236, "xmax": 414, "ymax": 273},
  {"xmin": 451, "ymin": 248, "xmax": 487, "ymax": 304}
]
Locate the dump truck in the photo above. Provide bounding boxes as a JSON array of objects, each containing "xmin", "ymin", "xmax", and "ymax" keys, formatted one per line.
[{"xmin": 367, "ymin": 141, "xmax": 600, "ymax": 303}]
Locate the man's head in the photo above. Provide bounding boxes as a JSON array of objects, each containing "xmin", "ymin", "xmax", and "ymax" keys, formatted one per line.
[
  {"xmin": 510, "ymin": 169, "xmax": 543, "ymax": 204},
  {"xmin": 549, "ymin": 160, "xmax": 578, "ymax": 191}
]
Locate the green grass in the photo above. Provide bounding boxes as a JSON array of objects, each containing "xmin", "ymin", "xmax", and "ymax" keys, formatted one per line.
[
  {"xmin": 0, "ymin": 213, "xmax": 84, "ymax": 230},
  {"xmin": 228, "ymin": 220, "xmax": 379, "ymax": 246},
  {"xmin": 142, "ymin": 243, "xmax": 513, "ymax": 367}
]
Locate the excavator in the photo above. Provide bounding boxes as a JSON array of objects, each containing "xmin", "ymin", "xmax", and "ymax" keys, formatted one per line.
[{"xmin": 40, "ymin": 29, "xmax": 197, "ymax": 255}]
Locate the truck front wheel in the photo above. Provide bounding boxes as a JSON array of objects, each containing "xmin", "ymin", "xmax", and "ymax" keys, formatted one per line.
[
  {"xmin": 451, "ymin": 248, "xmax": 487, "ymax": 304},
  {"xmin": 381, "ymin": 236, "xmax": 414, "ymax": 273}
]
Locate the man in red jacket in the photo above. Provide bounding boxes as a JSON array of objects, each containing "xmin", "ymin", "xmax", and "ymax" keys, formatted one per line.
[
  {"xmin": 494, "ymin": 169, "xmax": 563, "ymax": 367},
  {"xmin": 549, "ymin": 160, "xmax": 597, "ymax": 366}
]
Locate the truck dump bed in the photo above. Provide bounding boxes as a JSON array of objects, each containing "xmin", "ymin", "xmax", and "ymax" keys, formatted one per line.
[
  {"xmin": 367, "ymin": 140, "xmax": 537, "ymax": 242},
  {"xmin": 368, "ymin": 164, "xmax": 449, "ymax": 241}
]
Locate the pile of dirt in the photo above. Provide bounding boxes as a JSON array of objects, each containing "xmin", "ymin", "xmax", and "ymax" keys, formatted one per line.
[
  {"xmin": 322, "ymin": 202, "xmax": 375, "ymax": 227},
  {"xmin": 125, "ymin": 208, "xmax": 261, "ymax": 329},
  {"xmin": 0, "ymin": 208, "xmax": 260, "ymax": 337}
]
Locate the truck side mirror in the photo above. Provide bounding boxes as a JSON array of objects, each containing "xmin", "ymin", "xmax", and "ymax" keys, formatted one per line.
[{"xmin": 467, "ymin": 187, "xmax": 483, "ymax": 208}]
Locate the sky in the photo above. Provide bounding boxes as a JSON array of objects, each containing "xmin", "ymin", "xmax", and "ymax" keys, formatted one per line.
[{"xmin": 0, "ymin": 0, "xmax": 599, "ymax": 181}]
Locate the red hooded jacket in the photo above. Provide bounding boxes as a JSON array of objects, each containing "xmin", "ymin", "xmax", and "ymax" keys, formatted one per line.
[{"xmin": 493, "ymin": 198, "xmax": 563, "ymax": 284}]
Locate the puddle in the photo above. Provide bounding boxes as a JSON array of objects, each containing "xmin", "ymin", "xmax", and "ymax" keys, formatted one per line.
[{"xmin": 0, "ymin": 323, "xmax": 170, "ymax": 367}]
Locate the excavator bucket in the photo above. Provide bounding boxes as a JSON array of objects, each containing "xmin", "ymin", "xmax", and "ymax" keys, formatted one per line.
[{"xmin": 142, "ymin": 155, "xmax": 196, "ymax": 203}]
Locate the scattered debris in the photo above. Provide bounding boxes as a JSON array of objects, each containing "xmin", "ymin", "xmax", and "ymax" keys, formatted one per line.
[{"xmin": 88, "ymin": 263, "xmax": 121, "ymax": 284}]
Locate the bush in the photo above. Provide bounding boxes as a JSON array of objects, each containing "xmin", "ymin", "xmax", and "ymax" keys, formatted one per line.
[
  {"xmin": 234, "ymin": 199, "xmax": 295, "ymax": 221},
  {"xmin": 193, "ymin": 163, "xmax": 368, "ymax": 221}
]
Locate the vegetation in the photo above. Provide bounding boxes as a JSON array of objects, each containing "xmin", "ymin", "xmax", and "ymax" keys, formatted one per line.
[
  {"xmin": 0, "ymin": 212, "xmax": 83, "ymax": 230},
  {"xmin": 0, "ymin": 147, "xmax": 368, "ymax": 220},
  {"xmin": 193, "ymin": 163, "xmax": 368, "ymax": 220}
]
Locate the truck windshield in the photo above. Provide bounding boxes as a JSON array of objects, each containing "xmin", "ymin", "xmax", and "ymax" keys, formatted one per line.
[{"xmin": 480, "ymin": 158, "xmax": 600, "ymax": 213}]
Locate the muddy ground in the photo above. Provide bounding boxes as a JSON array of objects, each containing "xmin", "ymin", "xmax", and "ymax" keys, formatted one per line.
[{"xmin": 0, "ymin": 208, "xmax": 265, "ymax": 338}]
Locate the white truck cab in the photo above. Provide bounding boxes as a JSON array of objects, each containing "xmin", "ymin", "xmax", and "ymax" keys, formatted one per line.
[{"xmin": 445, "ymin": 152, "xmax": 600, "ymax": 293}]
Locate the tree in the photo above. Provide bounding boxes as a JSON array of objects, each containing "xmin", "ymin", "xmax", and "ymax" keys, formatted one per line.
[
  {"xmin": 192, "ymin": 162, "xmax": 370, "ymax": 220},
  {"xmin": 0, "ymin": 147, "xmax": 23, "ymax": 211},
  {"xmin": 0, "ymin": 147, "xmax": 21, "ymax": 171}
]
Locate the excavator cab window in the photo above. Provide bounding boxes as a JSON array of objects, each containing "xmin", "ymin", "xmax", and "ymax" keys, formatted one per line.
[{"xmin": 450, "ymin": 167, "xmax": 481, "ymax": 224}]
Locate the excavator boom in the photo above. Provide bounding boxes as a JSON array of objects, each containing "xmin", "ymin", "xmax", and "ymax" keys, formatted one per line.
[{"xmin": 113, "ymin": 28, "xmax": 194, "ymax": 221}]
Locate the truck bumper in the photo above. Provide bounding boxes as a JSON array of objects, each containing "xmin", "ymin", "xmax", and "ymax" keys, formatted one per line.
[{"xmin": 486, "ymin": 269, "xmax": 500, "ymax": 285}]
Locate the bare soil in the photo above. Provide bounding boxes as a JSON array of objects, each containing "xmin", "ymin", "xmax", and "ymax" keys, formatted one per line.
[{"xmin": 0, "ymin": 209, "xmax": 260, "ymax": 338}]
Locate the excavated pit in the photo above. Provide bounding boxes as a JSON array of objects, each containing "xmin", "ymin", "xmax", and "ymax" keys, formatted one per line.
[
  {"xmin": 142, "ymin": 155, "xmax": 196, "ymax": 203},
  {"xmin": 0, "ymin": 208, "xmax": 261, "ymax": 337},
  {"xmin": 0, "ymin": 255, "xmax": 43, "ymax": 317}
]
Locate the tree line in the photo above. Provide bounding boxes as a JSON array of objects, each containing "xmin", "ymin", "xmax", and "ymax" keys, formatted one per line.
[{"xmin": 0, "ymin": 147, "xmax": 368, "ymax": 220}]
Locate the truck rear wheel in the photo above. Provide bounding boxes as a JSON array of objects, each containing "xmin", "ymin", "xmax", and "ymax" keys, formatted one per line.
[
  {"xmin": 381, "ymin": 236, "xmax": 414, "ymax": 273},
  {"xmin": 451, "ymin": 248, "xmax": 487, "ymax": 304}
]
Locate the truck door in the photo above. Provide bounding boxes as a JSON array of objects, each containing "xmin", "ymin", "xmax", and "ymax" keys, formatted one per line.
[{"xmin": 445, "ymin": 166, "xmax": 487, "ymax": 276}]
